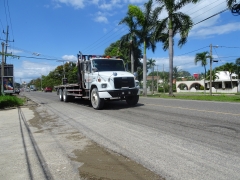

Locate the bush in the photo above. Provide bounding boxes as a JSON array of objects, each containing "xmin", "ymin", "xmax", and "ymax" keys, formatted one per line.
[{"xmin": 0, "ymin": 95, "xmax": 25, "ymax": 109}]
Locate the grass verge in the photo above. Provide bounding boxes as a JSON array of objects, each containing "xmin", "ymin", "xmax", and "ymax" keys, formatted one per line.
[
  {"xmin": 144, "ymin": 93, "xmax": 240, "ymax": 103},
  {"xmin": 0, "ymin": 95, "xmax": 25, "ymax": 109}
]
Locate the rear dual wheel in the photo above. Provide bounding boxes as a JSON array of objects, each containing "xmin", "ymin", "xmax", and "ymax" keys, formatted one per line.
[{"xmin": 59, "ymin": 89, "xmax": 63, "ymax": 101}]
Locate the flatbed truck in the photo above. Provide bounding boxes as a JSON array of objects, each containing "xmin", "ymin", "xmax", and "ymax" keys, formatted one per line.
[{"xmin": 54, "ymin": 52, "xmax": 139, "ymax": 110}]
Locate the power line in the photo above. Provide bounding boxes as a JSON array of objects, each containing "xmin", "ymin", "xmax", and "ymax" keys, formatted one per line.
[
  {"xmin": 191, "ymin": 0, "xmax": 226, "ymax": 21},
  {"xmin": 176, "ymin": 46, "xmax": 209, "ymax": 56},
  {"xmin": 7, "ymin": 54, "xmax": 67, "ymax": 61},
  {"xmin": 194, "ymin": 8, "xmax": 228, "ymax": 26}
]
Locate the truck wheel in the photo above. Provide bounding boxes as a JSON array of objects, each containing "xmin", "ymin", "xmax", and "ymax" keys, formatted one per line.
[
  {"xmin": 91, "ymin": 88, "xmax": 104, "ymax": 110},
  {"xmin": 63, "ymin": 89, "xmax": 68, "ymax": 102},
  {"xmin": 126, "ymin": 95, "xmax": 139, "ymax": 106},
  {"xmin": 59, "ymin": 89, "xmax": 63, "ymax": 101}
]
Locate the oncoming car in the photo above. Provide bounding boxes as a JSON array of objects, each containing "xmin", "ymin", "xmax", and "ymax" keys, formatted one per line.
[{"xmin": 44, "ymin": 87, "xmax": 52, "ymax": 92}]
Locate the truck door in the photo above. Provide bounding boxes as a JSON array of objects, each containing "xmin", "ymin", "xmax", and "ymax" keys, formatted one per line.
[{"xmin": 85, "ymin": 61, "xmax": 92, "ymax": 89}]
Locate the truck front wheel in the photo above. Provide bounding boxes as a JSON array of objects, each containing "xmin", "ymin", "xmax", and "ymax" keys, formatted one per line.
[
  {"xmin": 126, "ymin": 95, "xmax": 139, "ymax": 106},
  {"xmin": 91, "ymin": 88, "xmax": 104, "ymax": 110}
]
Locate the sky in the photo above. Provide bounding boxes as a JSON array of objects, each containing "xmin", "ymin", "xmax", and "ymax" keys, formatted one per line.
[{"xmin": 0, "ymin": 0, "xmax": 240, "ymax": 84}]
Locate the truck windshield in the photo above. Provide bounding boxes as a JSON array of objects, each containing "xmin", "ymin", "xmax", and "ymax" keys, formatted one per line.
[{"xmin": 92, "ymin": 59, "xmax": 125, "ymax": 72}]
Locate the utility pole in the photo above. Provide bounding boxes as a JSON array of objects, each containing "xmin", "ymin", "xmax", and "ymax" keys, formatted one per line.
[
  {"xmin": 163, "ymin": 64, "xmax": 165, "ymax": 94},
  {"xmin": 143, "ymin": 44, "xmax": 147, "ymax": 96},
  {"xmin": 157, "ymin": 65, "xmax": 158, "ymax": 93},
  {"xmin": 4, "ymin": 26, "xmax": 9, "ymax": 64},
  {"xmin": 1, "ymin": 42, "xmax": 5, "ymax": 95},
  {"xmin": 209, "ymin": 44, "xmax": 218, "ymax": 96},
  {"xmin": 2, "ymin": 26, "xmax": 14, "ymax": 64},
  {"xmin": 210, "ymin": 44, "xmax": 213, "ymax": 96}
]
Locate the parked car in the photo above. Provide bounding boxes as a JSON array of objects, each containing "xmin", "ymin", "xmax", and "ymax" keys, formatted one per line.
[{"xmin": 44, "ymin": 87, "xmax": 52, "ymax": 92}]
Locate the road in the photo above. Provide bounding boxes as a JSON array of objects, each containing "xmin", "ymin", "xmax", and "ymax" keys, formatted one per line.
[{"xmin": 23, "ymin": 91, "xmax": 240, "ymax": 180}]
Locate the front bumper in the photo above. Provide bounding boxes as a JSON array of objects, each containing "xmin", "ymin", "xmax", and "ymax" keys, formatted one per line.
[{"xmin": 98, "ymin": 88, "xmax": 139, "ymax": 98}]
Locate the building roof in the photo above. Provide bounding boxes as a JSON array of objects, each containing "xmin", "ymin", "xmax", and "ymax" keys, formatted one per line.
[{"xmin": 216, "ymin": 71, "xmax": 238, "ymax": 80}]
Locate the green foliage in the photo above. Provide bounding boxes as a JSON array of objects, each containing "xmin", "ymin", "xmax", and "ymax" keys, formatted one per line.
[{"xmin": 0, "ymin": 95, "xmax": 25, "ymax": 109}]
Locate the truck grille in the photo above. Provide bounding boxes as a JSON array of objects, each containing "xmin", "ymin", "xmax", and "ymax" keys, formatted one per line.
[{"xmin": 114, "ymin": 77, "xmax": 135, "ymax": 89}]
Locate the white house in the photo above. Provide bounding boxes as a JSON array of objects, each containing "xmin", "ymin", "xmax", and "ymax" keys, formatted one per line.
[{"xmin": 176, "ymin": 71, "xmax": 240, "ymax": 93}]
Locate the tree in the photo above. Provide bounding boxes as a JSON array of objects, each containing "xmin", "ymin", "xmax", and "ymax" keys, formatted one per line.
[
  {"xmin": 206, "ymin": 69, "xmax": 219, "ymax": 82},
  {"xmin": 195, "ymin": 51, "xmax": 210, "ymax": 93},
  {"xmin": 154, "ymin": 0, "xmax": 201, "ymax": 96},
  {"xmin": 224, "ymin": 62, "xmax": 236, "ymax": 88},
  {"xmin": 173, "ymin": 66, "xmax": 182, "ymax": 80},
  {"xmin": 179, "ymin": 70, "xmax": 191, "ymax": 78},
  {"xmin": 236, "ymin": 57, "xmax": 240, "ymax": 77},
  {"xmin": 119, "ymin": 11, "xmax": 138, "ymax": 74},
  {"xmin": 128, "ymin": 0, "xmax": 163, "ymax": 96},
  {"xmin": 227, "ymin": 0, "xmax": 237, "ymax": 8},
  {"xmin": 194, "ymin": 52, "xmax": 209, "ymax": 79},
  {"xmin": 147, "ymin": 58, "xmax": 156, "ymax": 94}
]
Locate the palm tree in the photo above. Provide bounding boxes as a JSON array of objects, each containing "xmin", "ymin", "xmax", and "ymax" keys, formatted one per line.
[
  {"xmin": 119, "ymin": 12, "xmax": 138, "ymax": 74},
  {"xmin": 227, "ymin": 0, "xmax": 237, "ymax": 8},
  {"xmin": 173, "ymin": 66, "xmax": 182, "ymax": 80},
  {"xmin": 236, "ymin": 57, "xmax": 240, "ymax": 78},
  {"xmin": 224, "ymin": 62, "xmax": 236, "ymax": 88},
  {"xmin": 147, "ymin": 58, "xmax": 156, "ymax": 94},
  {"xmin": 206, "ymin": 69, "xmax": 219, "ymax": 82},
  {"xmin": 154, "ymin": 0, "xmax": 201, "ymax": 96},
  {"xmin": 128, "ymin": 0, "xmax": 163, "ymax": 96},
  {"xmin": 195, "ymin": 51, "xmax": 210, "ymax": 93}
]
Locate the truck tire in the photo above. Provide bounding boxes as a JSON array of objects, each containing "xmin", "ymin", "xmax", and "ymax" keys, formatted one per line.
[
  {"xmin": 126, "ymin": 95, "xmax": 139, "ymax": 106},
  {"xmin": 63, "ymin": 89, "xmax": 68, "ymax": 102},
  {"xmin": 59, "ymin": 89, "xmax": 63, "ymax": 101},
  {"xmin": 91, "ymin": 88, "xmax": 104, "ymax": 110}
]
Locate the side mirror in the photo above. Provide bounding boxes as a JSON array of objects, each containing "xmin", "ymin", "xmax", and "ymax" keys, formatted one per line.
[{"xmin": 92, "ymin": 67, "xmax": 98, "ymax": 72}]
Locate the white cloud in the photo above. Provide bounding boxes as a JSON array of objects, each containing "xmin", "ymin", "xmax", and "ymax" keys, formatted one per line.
[
  {"xmin": 99, "ymin": 3, "xmax": 113, "ymax": 10},
  {"xmin": 53, "ymin": 0, "xmax": 85, "ymax": 9},
  {"xmin": 128, "ymin": 0, "xmax": 146, "ymax": 3},
  {"xmin": 152, "ymin": 55, "xmax": 198, "ymax": 72},
  {"xmin": 190, "ymin": 22, "xmax": 240, "ymax": 38},
  {"xmin": 94, "ymin": 15, "xmax": 108, "ymax": 23},
  {"xmin": 14, "ymin": 61, "xmax": 56, "ymax": 83},
  {"xmin": 62, "ymin": 55, "xmax": 77, "ymax": 61}
]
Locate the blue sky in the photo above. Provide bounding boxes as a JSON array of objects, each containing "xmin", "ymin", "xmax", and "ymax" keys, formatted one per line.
[{"xmin": 0, "ymin": 0, "xmax": 240, "ymax": 84}]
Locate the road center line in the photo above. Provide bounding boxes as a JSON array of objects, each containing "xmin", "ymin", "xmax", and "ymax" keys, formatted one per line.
[{"xmin": 145, "ymin": 103, "xmax": 240, "ymax": 116}]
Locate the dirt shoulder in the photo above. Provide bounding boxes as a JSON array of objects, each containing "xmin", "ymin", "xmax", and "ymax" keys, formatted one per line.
[{"xmin": 24, "ymin": 98, "xmax": 164, "ymax": 180}]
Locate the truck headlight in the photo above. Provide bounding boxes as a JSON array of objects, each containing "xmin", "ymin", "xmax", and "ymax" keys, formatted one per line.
[{"xmin": 101, "ymin": 84, "xmax": 107, "ymax": 88}]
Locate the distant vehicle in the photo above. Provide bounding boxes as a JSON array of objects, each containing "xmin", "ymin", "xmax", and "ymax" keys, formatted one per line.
[
  {"xmin": 30, "ymin": 85, "xmax": 36, "ymax": 91},
  {"xmin": 14, "ymin": 88, "xmax": 20, "ymax": 94},
  {"xmin": 44, "ymin": 87, "xmax": 52, "ymax": 92},
  {"xmin": 25, "ymin": 88, "xmax": 30, "ymax": 92}
]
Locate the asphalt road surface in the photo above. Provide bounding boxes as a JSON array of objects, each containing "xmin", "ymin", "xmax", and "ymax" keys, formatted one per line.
[{"xmin": 23, "ymin": 91, "xmax": 240, "ymax": 180}]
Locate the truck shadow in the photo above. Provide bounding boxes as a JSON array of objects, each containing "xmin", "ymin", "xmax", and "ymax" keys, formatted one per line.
[{"xmin": 72, "ymin": 98, "xmax": 144, "ymax": 110}]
